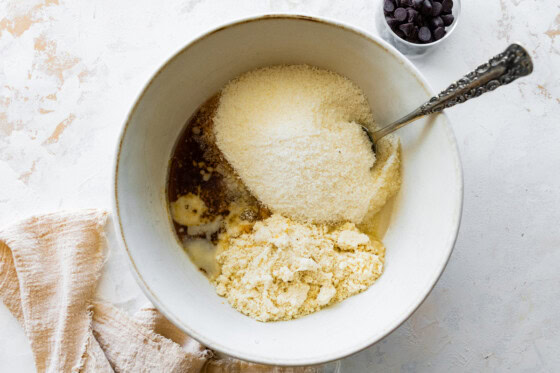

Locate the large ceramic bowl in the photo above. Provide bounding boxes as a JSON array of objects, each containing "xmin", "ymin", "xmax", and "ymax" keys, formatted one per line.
[{"xmin": 113, "ymin": 15, "xmax": 463, "ymax": 366}]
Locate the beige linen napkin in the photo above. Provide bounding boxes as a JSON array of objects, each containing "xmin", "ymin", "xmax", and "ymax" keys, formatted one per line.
[{"xmin": 0, "ymin": 210, "xmax": 317, "ymax": 373}]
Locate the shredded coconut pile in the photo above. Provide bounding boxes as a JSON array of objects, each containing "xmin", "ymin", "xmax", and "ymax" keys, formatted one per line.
[
  {"xmin": 214, "ymin": 214, "xmax": 385, "ymax": 321},
  {"xmin": 214, "ymin": 65, "xmax": 398, "ymax": 224}
]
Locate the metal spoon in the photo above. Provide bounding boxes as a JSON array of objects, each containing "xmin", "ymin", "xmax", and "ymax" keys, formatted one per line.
[{"xmin": 362, "ymin": 43, "xmax": 533, "ymax": 153}]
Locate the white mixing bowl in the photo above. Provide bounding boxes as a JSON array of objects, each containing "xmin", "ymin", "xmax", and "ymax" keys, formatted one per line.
[{"xmin": 113, "ymin": 15, "xmax": 463, "ymax": 366}]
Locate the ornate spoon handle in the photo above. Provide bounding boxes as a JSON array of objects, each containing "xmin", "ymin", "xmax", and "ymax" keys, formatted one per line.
[{"xmin": 372, "ymin": 43, "xmax": 533, "ymax": 141}]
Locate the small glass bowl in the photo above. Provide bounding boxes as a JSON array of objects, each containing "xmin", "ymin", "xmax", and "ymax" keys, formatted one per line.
[{"xmin": 376, "ymin": 0, "xmax": 461, "ymax": 57}]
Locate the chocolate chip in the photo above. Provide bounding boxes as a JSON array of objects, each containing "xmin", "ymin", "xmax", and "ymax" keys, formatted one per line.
[
  {"xmin": 407, "ymin": 8, "xmax": 419, "ymax": 23},
  {"xmin": 421, "ymin": 0, "xmax": 432, "ymax": 15},
  {"xmin": 412, "ymin": 25, "xmax": 420, "ymax": 40},
  {"xmin": 384, "ymin": 0, "xmax": 396, "ymax": 13},
  {"xmin": 386, "ymin": 17, "xmax": 401, "ymax": 30},
  {"xmin": 431, "ymin": 1, "xmax": 443, "ymax": 16},
  {"xmin": 441, "ymin": 0, "xmax": 453, "ymax": 13},
  {"xmin": 418, "ymin": 26, "xmax": 432, "ymax": 42},
  {"xmin": 399, "ymin": 22, "xmax": 415, "ymax": 37},
  {"xmin": 394, "ymin": 7, "xmax": 408, "ymax": 22},
  {"xmin": 441, "ymin": 14, "xmax": 454, "ymax": 26},
  {"xmin": 400, "ymin": 0, "xmax": 412, "ymax": 6},
  {"xmin": 433, "ymin": 27, "xmax": 446, "ymax": 40},
  {"xmin": 395, "ymin": 29, "xmax": 406, "ymax": 39},
  {"xmin": 430, "ymin": 16, "xmax": 444, "ymax": 29},
  {"xmin": 412, "ymin": 0, "xmax": 423, "ymax": 9}
]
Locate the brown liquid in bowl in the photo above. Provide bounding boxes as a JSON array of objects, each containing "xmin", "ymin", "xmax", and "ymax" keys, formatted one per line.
[{"xmin": 167, "ymin": 96, "xmax": 269, "ymax": 275}]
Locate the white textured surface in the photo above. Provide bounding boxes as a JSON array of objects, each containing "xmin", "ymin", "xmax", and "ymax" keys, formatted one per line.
[{"xmin": 0, "ymin": 0, "xmax": 558, "ymax": 371}]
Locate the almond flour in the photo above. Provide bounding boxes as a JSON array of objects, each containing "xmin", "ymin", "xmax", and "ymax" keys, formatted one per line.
[{"xmin": 214, "ymin": 65, "xmax": 399, "ymax": 224}]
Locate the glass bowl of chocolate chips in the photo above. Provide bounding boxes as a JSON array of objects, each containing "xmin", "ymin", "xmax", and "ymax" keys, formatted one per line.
[{"xmin": 376, "ymin": 0, "xmax": 461, "ymax": 57}]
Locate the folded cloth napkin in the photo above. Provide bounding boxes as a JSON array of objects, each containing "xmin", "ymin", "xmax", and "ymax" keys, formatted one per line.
[{"xmin": 0, "ymin": 210, "xmax": 318, "ymax": 373}]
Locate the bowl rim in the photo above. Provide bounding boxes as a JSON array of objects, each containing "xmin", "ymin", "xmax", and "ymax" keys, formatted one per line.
[{"xmin": 112, "ymin": 13, "xmax": 464, "ymax": 366}]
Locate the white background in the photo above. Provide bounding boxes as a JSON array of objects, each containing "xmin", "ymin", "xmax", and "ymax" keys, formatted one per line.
[{"xmin": 1, "ymin": 0, "xmax": 559, "ymax": 371}]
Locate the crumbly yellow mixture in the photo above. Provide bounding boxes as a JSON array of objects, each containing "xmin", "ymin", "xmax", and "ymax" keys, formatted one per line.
[{"xmin": 213, "ymin": 214, "xmax": 385, "ymax": 322}]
